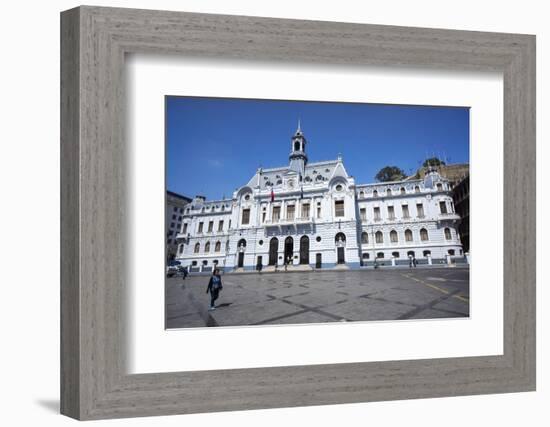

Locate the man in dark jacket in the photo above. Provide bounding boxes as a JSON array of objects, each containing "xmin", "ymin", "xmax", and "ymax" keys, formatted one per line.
[{"xmin": 206, "ymin": 269, "xmax": 223, "ymax": 311}]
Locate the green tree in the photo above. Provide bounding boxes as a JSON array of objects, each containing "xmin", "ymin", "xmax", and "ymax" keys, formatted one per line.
[
  {"xmin": 374, "ymin": 166, "xmax": 406, "ymax": 182},
  {"xmin": 422, "ymin": 157, "xmax": 446, "ymax": 168}
]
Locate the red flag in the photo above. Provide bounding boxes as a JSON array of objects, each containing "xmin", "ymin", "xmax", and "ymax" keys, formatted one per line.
[{"xmin": 271, "ymin": 188, "xmax": 275, "ymax": 202}]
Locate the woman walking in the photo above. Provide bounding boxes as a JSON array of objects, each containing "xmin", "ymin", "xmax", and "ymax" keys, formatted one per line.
[{"xmin": 206, "ymin": 268, "xmax": 223, "ymax": 311}]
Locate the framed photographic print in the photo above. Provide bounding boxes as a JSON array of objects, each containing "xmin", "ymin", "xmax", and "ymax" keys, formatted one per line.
[{"xmin": 61, "ymin": 6, "xmax": 536, "ymax": 420}]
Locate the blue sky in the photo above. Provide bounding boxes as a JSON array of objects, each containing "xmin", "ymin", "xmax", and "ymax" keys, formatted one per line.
[{"xmin": 166, "ymin": 96, "xmax": 469, "ymax": 200}]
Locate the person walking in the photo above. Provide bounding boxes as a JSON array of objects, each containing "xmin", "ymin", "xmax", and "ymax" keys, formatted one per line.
[
  {"xmin": 206, "ymin": 268, "xmax": 223, "ymax": 311},
  {"xmin": 413, "ymin": 256, "xmax": 418, "ymax": 268}
]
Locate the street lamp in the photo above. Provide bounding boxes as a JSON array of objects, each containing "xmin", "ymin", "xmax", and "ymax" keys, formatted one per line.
[{"xmin": 371, "ymin": 228, "xmax": 377, "ymax": 269}]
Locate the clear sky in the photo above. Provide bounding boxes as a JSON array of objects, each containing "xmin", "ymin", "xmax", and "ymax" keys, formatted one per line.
[{"xmin": 166, "ymin": 96, "xmax": 469, "ymax": 201}]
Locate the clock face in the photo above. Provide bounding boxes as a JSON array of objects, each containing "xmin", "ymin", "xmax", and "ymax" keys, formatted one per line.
[{"xmin": 287, "ymin": 179, "xmax": 295, "ymax": 189}]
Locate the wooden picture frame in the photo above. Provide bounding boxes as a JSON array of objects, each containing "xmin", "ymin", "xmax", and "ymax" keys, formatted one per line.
[{"xmin": 60, "ymin": 6, "xmax": 536, "ymax": 420}]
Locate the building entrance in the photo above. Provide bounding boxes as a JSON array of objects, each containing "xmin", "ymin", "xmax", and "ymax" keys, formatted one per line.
[{"xmin": 284, "ymin": 237, "xmax": 294, "ymax": 265}]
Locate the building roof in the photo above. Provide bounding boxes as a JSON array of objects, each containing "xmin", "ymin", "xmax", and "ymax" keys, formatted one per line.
[
  {"xmin": 245, "ymin": 159, "xmax": 348, "ymax": 191},
  {"xmin": 166, "ymin": 190, "xmax": 192, "ymax": 203}
]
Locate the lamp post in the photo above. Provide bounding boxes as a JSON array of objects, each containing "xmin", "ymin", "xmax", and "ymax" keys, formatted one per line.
[{"xmin": 372, "ymin": 228, "xmax": 377, "ymax": 269}]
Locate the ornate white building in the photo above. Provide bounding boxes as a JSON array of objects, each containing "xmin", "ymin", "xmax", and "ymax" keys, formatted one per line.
[{"xmin": 175, "ymin": 125, "xmax": 464, "ymax": 273}]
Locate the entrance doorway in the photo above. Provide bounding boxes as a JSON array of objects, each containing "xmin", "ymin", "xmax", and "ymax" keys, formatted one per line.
[
  {"xmin": 299, "ymin": 235, "xmax": 310, "ymax": 264},
  {"xmin": 284, "ymin": 236, "xmax": 294, "ymax": 265},
  {"xmin": 337, "ymin": 247, "xmax": 345, "ymax": 264},
  {"xmin": 237, "ymin": 238, "xmax": 246, "ymax": 268},
  {"xmin": 315, "ymin": 253, "xmax": 322, "ymax": 269},
  {"xmin": 269, "ymin": 237, "xmax": 279, "ymax": 265},
  {"xmin": 335, "ymin": 232, "xmax": 346, "ymax": 264}
]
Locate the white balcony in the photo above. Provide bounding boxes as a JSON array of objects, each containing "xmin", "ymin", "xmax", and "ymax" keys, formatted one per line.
[
  {"xmin": 264, "ymin": 216, "xmax": 314, "ymax": 227},
  {"xmin": 438, "ymin": 212, "xmax": 461, "ymax": 222}
]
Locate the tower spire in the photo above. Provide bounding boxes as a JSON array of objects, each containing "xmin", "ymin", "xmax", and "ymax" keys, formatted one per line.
[{"xmin": 289, "ymin": 122, "xmax": 308, "ymax": 175}]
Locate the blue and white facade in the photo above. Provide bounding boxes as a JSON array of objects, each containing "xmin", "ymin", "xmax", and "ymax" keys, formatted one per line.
[{"xmin": 175, "ymin": 126, "xmax": 464, "ymax": 273}]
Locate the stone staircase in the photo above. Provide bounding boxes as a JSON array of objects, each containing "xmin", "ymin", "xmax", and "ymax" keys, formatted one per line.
[{"xmin": 286, "ymin": 264, "xmax": 313, "ymax": 272}]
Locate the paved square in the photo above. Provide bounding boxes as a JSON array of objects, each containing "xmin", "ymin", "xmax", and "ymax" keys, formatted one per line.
[{"xmin": 165, "ymin": 267, "xmax": 469, "ymax": 329}]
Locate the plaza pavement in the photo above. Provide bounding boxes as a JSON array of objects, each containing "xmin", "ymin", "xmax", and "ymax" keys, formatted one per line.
[{"xmin": 165, "ymin": 267, "xmax": 469, "ymax": 329}]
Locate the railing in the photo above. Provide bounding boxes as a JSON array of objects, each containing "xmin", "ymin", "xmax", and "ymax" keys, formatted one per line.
[
  {"xmin": 264, "ymin": 216, "xmax": 314, "ymax": 226},
  {"xmin": 438, "ymin": 212, "xmax": 460, "ymax": 220}
]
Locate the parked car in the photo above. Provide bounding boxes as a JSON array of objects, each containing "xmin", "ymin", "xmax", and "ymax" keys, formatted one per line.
[{"xmin": 166, "ymin": 260, "xmax": 182, "ymax": 277}]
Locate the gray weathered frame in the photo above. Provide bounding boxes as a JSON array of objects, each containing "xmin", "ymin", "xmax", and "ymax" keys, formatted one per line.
[{"xmin": 61, "ymin": 5, "xmax": 536, "ymax": 420}]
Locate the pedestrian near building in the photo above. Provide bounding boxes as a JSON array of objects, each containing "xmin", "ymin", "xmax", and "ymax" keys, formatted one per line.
[{"xmin": 206, "ymin": 269, "xmax": 223, "ymax": 311}]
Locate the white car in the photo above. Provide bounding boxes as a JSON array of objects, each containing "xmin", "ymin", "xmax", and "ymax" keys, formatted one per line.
[{"xmin": 166, "ymin": 260, "xmax": 182, "ymax": 277}]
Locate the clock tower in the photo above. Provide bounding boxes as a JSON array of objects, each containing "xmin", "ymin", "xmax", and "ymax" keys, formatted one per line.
[{"xmin": 288, "ymin": 120, "xmax": 308, "ymax": 177}]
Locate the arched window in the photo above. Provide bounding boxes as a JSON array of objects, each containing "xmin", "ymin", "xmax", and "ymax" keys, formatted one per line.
[
  {"xmin": 204, "ymin": 241, "xmax": 211, "ymax": 252},
  {"xmin": 386, "ymin": 188, "xmax": 392, "ymax": 196},
  {"xmin": 359, "ymin": 191, "xmax": 364, "ymax": 198},
  {"xmin": 194, "ymin": 243, "xmax": 200, "ymax": 253},
  {"xmin": 407, "ymin": 250, "xmax": 415, "ymax": 258},
  {"xmin": 225, "ymin": 240, "xmax": 230, "ymax": 252},
  {"xmin": 437, "ymin": 182, "xmax": 443, "ymax": 191},
  {"xmin": 375, "ymin": 231, "xmax": 383, "ymax": 243},
  {"xmin": 373, "ymin": 190, "xmax": 378, "ymax": 197},
  {"xmin": 448, "ymin": 249, "xmax": 456, "ymax": 256},
  {"xmin": 400, "ymin": 187, "xmax": 406, "ymax": 195},
  {"xmin": 423, "ymin": 250, "xmax": 431, "ymax": 257},
  {"xmin": 361, "ymin": 232, "xmax": 369, "ymax": 244},
  {"xmin": 335, "ymin": 232, "xmax": 346, "ymax": 244},
  {"xmin": 376, "ymin": 252, "xmax": 385, "ymax": 259},
  {"xmin": 390, "ymin": 230, "xmax": 398, "ymax": 243},
  {"xmin": 392, "ymin": 251, "xmax": 400, "ymax": 258},
  {"xmin": 294, "ymin": 141, "xmax": 300, "ymax": 151},
  {"xmin": 362, "ymin": 253, "xmax": 370, "ymax": 259},
  {"xmin": 444, "ymin": 227, "xmax": 452, "ymax": 240},
  {"xmin": 405, "ymin": 229, "xmax": 413, "ymax": 242},
  {"xmin": 178, "ymin": 244, "xmax": 184, "ymax": 254},
  {"xmin": 215, "ymin": 241, "xmax": 221, "ymax": 252},
  {"xmin": 414, "ymin": 185, "xmax": 420, "ymax": 193},
  {"xmin": 420, "ymin": 228, "xmax": 429, "ymax": 241}
]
